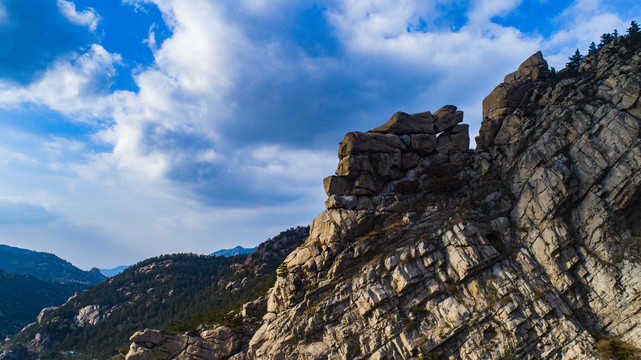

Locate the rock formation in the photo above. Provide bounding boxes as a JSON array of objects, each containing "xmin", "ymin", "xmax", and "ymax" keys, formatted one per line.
[
  {"xmin": 127, "ymin": 327, "xmax": 245, "ymax": 360},
  {"xmin": 128, "ymin": 36, "xmax": 641, "ymax": 359}
]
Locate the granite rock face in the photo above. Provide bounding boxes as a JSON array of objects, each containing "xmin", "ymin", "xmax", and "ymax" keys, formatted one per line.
[
  {"xmin": 129, "ymin": 37, "xmax": 641, "ymax": 360},
  {"xmin": 126, "ymin": 327, "xmax": 244, "ymax": 360}
]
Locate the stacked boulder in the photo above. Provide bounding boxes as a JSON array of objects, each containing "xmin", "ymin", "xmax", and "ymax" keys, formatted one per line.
[{"xmin": 323, "ymin": 105, "xmax": 469, "ymax": 210}]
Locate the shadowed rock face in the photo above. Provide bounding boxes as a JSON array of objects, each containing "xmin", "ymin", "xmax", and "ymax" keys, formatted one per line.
[
  {"xmin": 324, "ymin": 104, "xmax": 469, "ymax": 209},
  {"xmin": 127, "ymin": 37, "xmax": 641, "ymax": 360}
]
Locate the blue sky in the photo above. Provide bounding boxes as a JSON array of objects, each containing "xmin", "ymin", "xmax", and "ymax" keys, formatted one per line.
[{"xmin": 0, "ymin": 0, "xmax": 638, "ymax": 269}]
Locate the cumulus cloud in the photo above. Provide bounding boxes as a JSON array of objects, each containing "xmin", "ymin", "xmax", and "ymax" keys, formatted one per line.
[
  {"xmin": 57, "ymin": 0, "xmax": 101, "ymax": 32},
  {"xmin": 0, "ymin": 44, "xmax": 121, "ymax": 120}
]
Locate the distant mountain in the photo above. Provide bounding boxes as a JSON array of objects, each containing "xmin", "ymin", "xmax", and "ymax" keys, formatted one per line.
[
  {"xmin": 0, "ymin": 245, "xmax": 106, "ymax": 285},
  {"xmin": 3, "ymin": 226, "xmax": 309, "ymax": 359},
  {"xmin": 0, "ymin": 270, "xmax": 85, "ymax": 340},
  {"xmin": 210, "ymin": 245, "xmax": 257, "ymax": 257},
  {"xmin": 99, "ymin": 265, "xmax": 129, "ymax": 278}
]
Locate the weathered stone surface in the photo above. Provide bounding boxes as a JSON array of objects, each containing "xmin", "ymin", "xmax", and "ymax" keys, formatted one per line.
[
  {"xmin": 436, "ymin": 124, "xmax": 470, "ymax": 154},
  {"xmin": 242, "ymin": 40, "xmax": 641, "ymax": 360},
  {"xmin": 503, "ymin": 51, "xmax": 549, "ymax": 82},
  {"xmin": 336, "ymin": 154, "xmax": 372, "ymax": 178},
  {"xmin": 241, "ymin": 296, "xmax": 268, "ymax": 319},
  {"xmin": 322, "ymin": 175, "xmax": 350, "ymax": 196},
  {"xmin": 126, "ymin": 327, "xmax": 243, "ymax": 360},
  {"xmin": 369, "ymin": 111, "xmax": 436, "ymax": 134},
  {"xmin": 325, "ymin": 194, "xmax": 357, "ymax": 210},
  {"xmin": 478, "ymin": 81, "xmax": 532, "ymax": 148},
  {"xmin": 401, "ymin": 152, "xmax": 420, "ymax": 169},
  {"xmin": 433, "ymin": 105, "xmax": 464, "ymax": 132},
  {"xmin": 74, "ymin": 305, "xmax": 100, "ymax": 327},
  {"xmin": 476, "ymin": 52, "xmax": 551, "ymax": 150},
  {"xmin": 36, "ymin": 307, "xmax": 58, "ymax": 324},
  {"xmin": 409, "ymin": 134, "xmax": 437, "ymax": 155},
  {"xmin": 338, "ymin": 132, "xmax": 405, "ymax": 159}
]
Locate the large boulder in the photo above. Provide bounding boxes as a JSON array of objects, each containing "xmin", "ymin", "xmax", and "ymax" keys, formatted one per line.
[
  {"xmin": 338, "ymin": 132, "xmax": 405, "ymax": 159},
  {"xmin": 74, "ymin": 305, "xmax": 100, "ymax": 327},
  {"xmin": 369, "ymin": 112, "xmax": 436, "ymax": 135},
  {"xmin": 433, "ymin": 105, "xmax": 464, "ymax": 133},
  {"xmin": 503, "ymin": 51, "xmax": 549, "ymax": 83}
]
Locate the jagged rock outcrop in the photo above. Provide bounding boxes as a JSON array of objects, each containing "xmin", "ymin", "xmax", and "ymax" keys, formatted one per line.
[
  {"xmin": 128, "ymin": 36, "xmax": 641, "ymax": 360},
  {"xmin": 74, "ymin": 305, "xmax": 100, "ymax": 327},
  {"xmin": 127, "ymin": 327, "xmax": 244, "ymax": 360},
  {"xmin": 324, "ymin": 104, "xmax": 468, "ymax": 211}
]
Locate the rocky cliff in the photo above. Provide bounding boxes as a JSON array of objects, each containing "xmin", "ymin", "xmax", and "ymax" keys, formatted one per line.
[{"xmin": 129, "ymin": 36, "xmax": 641, "ymax": 360}]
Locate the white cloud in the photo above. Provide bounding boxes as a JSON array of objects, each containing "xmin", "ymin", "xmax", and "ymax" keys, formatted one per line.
[
  {"xmin": 0, "ymin": 146, "xmax": 36, "ymax": 166},
  {"xmin": 57, "ymin": 0, "xmax": 101, "ymax": 32},
  {"xmin": 467, "ymin": 0, "xmax": 523, "ymax": 25},
  {"xmin": 0, "ymin": 44, "xmax": 120, "ymax": 119},
  {"xmin": 231, "ymin": 145, "xmax": 336, "ymax": 196}
]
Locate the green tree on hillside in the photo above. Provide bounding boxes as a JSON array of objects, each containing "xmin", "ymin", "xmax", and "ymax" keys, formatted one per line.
[
  {"xmin": 599, "ymin": 32, "xmax": 615, "ymax": 49},
  {"xmin": 566, "ymin": 49, "xmax": 583, "ymax": 75},
  {"xmin": 628, "ymin": 21, "xmax": 641, "ymax": 46}
]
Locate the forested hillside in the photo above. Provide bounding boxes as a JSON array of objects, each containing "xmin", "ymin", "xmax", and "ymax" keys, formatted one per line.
[
  {"xmin": 0, "ymin": 270, "xmax": 85, "ymax": 340},
  {"xmin": 3, "ymin": 226, "xmax": 309, "ymax": 359},
  {"xmin": 0, "ymin": 245, "xmax": 105, "ymax": 285}
]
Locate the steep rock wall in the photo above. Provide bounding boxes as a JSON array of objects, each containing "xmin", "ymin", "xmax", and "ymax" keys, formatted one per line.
[
  {"xmin": 128, "ymin": 37, "xmax": 641, "ymax": 360},
  {"xmin": 245, "ymin": 39, "xmax": 641, "ymax": 360}
]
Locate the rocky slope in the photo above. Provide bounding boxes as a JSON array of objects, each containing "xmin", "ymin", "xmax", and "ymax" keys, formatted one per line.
[{"xmin": 128, "ymin": 35, "xmax": 641, "ymax": 359}]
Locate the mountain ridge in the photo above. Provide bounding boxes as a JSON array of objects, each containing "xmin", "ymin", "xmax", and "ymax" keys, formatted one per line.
[
  {"xmin": 211, "ymin": 246, "xmax": 257, "ymax": 257},
  {"xmin": 0, "ymin": 244, "xmax": 106, "ymax": 285}
]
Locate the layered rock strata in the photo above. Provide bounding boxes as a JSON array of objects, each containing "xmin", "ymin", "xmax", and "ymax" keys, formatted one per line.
[{"xmin": 129, "ymin": 37, "xmax": 641, "ymax": 360}]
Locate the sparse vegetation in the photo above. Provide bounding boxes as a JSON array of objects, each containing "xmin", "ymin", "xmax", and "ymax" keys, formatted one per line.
[
  {"xmin": 595, "ymin": 334, "xmax": 641, "ymax": 360},
  {"xmin": 552, "ymin": 20, "xmax": 639, "ymax": 78},
  {"xmin": 501, "ymin": 345, "xmax": 515, "ymax": 360},
  {"xmin": 276, "ymin": 262, "xmax": 288, "ymax": 277}
]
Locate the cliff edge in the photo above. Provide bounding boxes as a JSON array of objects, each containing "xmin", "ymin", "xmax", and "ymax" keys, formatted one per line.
[{"xmin": 129, "ymin": 36, "xmax": 641, "ymax": 360}]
